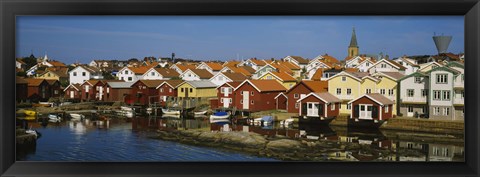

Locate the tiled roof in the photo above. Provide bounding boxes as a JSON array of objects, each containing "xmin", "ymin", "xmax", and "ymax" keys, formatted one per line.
[
  {"xmin": 278, "ymin": 61, "xmax": 301, "ymax": 70},
  {"xmin": 223, "ymin": 60, "xmax": 240, "ymax": 67},
  {"xmin": 384, "ymin": 60, "xmax": 407, "ymax": 70},
  {"xmin": 129, "ymin": 66, "xmax": 152, "ymax": 75},
  {"xmin": 290, "ymin": 56, "xmax": 309, "ymax": 64},
  {"xmin": 205, "ymin": 62, "xmax": 224, "ymax": 71},
  {"xmin": 162, "ymin": 80, "xmax": 184, "ymax": 88},
  {"xmin": 229, "ymin": 66, "xmax": 253, "ymax": 77},
  {"xmin": 79, "ymin": 65, "xmax": 102, "ymax": 74},
  {"xmin": 270, "ymin": 71, "xmax": 296, "ymax": 82},
  {"xmin": 344, "ymin": 68, "xmax": 359, "ymax": 72},
  {"xmin": 347, "ymin": 71, "xmax": 370, "ymax": 79},
  {"xmin": 224, "ymin": 81, "xmax": 243, "ymax": 88},
  {"xmin": 154, "ymin": 68, "xmax": 179, "ymax": 78},
  {"xmin": 365, "ymin": 93, "xmax": 394, "ymax": 105},
  {"xmin": 311, "ymin": 69, "xmax": 323, "ymax": 81},
  {"xmin": 239, "ymin": 65, "xmax": 256, "ymax": 73},
  {"xmin": 176, "ymin": 64, "xmax": 197, "ymax": 72},
  {"xmin": 322, "ymin": 54, "xmax": 340, "ymax": 64},
  {"xmin": 313, "ymin": 92, "xmax": 342, "ymax": 103},
  {"xmin": 24, "ymin": 78, "xmax": 46, "ymax": 86},
  {"xmin": 250, "ymin": 59, "xmax": 267, "ymax": 66},
  {"xmin": 380, "ymin": 72, "xmax": 405, "ymax": 80},
  {"xmin": 302, "ymin": 80, "xmax": 328, "ymax": 92},
  {"xmin": 248, "ymin": 80, "xmax": 287, "ymax": 92},
  {"xmin": 47, "ymin": 61, "xmax": 67, "ymax": 67},
  {"xmin": 190, "ymin": 69, "xmax": 214, "ymax": 79},
  {"xmin": 16, "ymin": 77, "xmax": 28, "ymax": 84},
  {"xmin": 107, "ymin": 82, "xmax": 134, "ymax": 88},
  {"xmin": 222, "ymin": 72, "xmax": 248, "ymax": 81}
]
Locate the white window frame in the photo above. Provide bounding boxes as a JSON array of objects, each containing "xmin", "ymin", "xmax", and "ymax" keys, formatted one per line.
[
  {"xmin": 436, "ymin": 74, "xmax": 448, "ymax": 84},
  {"xmin": 331, "ymin": 103, "xmax": 335, "ymax": 110},
  {"xmin": 346, "ymin": 88, "xmax": 351, "ymax": 95},
  {"xmin": 342, "ymin": 76, "xmax": 346, "ymax": 82},
  {"xmin": 294, "ymin": 93, "xmax": 299, "ymax": 99},
  {"xmin": 407, "ymin": 89, "xmax": 414, "ymax": 97},
  {"xmin": 366, "ymin": 89, "xmax": 371, "ymax": 94},
  {"xmin": 336, "ymin": 88, "xmax": 341, "ymax": 95},
  {"xmin": 385, "ymin": 105, "xmax": 389, "ymax": 113},
  {"xmin": 433, "ymin": 90, "xmax": 441, "ymax": 100}
]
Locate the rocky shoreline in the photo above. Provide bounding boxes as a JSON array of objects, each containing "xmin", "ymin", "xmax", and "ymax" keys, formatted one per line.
[{"xmin": 149, "ymin": 129, "xmax": 395, "ymax": 161}]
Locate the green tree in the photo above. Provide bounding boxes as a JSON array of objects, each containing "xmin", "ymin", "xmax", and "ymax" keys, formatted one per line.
[
  {"xmin": 16, "ymin": 71, "xmax": 27, "ymax": 77},
  {"xmin": 102, "ymin": 71, "xmax": 115, "ymax": 80}
]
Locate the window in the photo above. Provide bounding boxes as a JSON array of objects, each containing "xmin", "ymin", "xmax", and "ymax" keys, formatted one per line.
[
  {"xmin": 190, "ymin": 88, "xmax": 193, "ymax": 93},
  {"xmin": 422, "ymin": 89, "xmax": 428, "ymax": 97},
  {"xmin": 169, "ymin": 88, "xmax": 172, "ymax": 93},
  {"xmin": 295, "ymin": 103, "xmax": 299, "ymax": 108},
  {"xmin": 442, "ymin": 90, "xmax": 450, "ymax": 100},
  {"xmin": 414, "ymin": 77, "xmax": 421, "ymax": 83},
  {"xmin": 240, "ymin": 92, "xmax": 243, "ymax": 95},
  {"xmin": 408, "ymin": 106, "xmax": 413, "ymax": 113},
  {"xmin": 251, "ymin": 100, "xmax": 254, "ymax": 105},
  {"xmin": 380, "ymin": 89, "xmax": 386, "ymax": 95},
  {"xmin": 267, "ymin": 76, "xmax": 272, "ymax": 79},
  {"xmin": 160, "ymin": 88, "xmax": 164, "ymax": 93},
  {"xmin": 54, "ymin": 90, "xmax": 58, "ymax": 94},
  {"xmin": 336, "ymin": 88, "xmax": 341, "ymax": 95},
  {"xmin": 229, "ymin": 99, "xmax": 232, "ymax": 103},
  {"xmin": 436, "ymin": 74, "xmax": 448, "ymax": 84},
  {"xmin": 181, "ymin": 88, "xmax": 184, "ymax": 92},
  {"xmin": 151, "ymin": 72, "xmax": 155, "ymax": 76},
  {"xmin": 220, "ymin": 98, "xmax": 223, "ymax": 103},
  {"xmin": 294, "ymin": 94, "xmax": 299, "ymax": 99},
  {"xmin": 381, "ymin": 64, "xmax": 387, "ymax": 68},
  {"xmin": 125, "ymin": 70, "xmax": 128, "ymax": 74},
  {"xmin": 443, "ymin": 107, "xmax": 450, "ymax": 116},
  {"xmin": 331, "ymin": 104, "xmax": 335, "ymax": 110},
  {"xmin": 407, "ymin": 89, "xmax": 414, "ymax": 97},
  {"xmin": 366, "ymin": 63, "xmax": 369, "ymax": 66},
  {"xmin": 346, "ymin": 88, "xmax": 352, "ymax": 95},
  {"xmin": 240, "ymin": 100, "xmax": 243, "ymax": 104},
  {"xmin": 366, "ymin": 89, "xmax": 371, "ymax": 94},
  {"xmin": 433, "ymin": 107, "xmax": 440, "ymax": 115},
  {"xmin": 47, "ymin": 73, "xmax": 51, "ymax": 77},
  {"xmin": 385, "ymin": 106, "xmax": 389, "ymax": 113},
  {"xmin": 82, "ymin": 72, "xmax": 86, "ymax": 76},
  {"xmin": 220, "ymin": 87, "xmax": 225, "ymax": 93},
  {"xmin": 388, "ymin": 89, "xmax": 394, "ymax": 96},
  {"xmin": 251, "ymin": 91, "xmax": 254, "ymax": 96},
  {"xmin": 433, "ymin": 90, "xmax": 441, "ymax": 100},
  {"xmin": 73, "ymin": 72, "xmax": 77, "ymax": 76},
  {"xmin": 289, "ymin": 84, "xmax": 293, "ymax": 88},
  {"xmin": 342, "ymin": 76, "xmax": 346, "ymax": 81},
  {"xmin": 347, "ymin": 104, "xmax": 351, "ymax": 110}
]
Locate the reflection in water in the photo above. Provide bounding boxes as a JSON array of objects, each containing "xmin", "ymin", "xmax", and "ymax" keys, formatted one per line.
[{"xmin": 132, "ymin": 116, "xmax": 464, "ymax": 162}]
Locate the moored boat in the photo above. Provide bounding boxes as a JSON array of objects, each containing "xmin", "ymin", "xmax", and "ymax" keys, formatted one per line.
[
  {"xmin": 194, "ymin": 110, "xmax": 207, "ymax": 115},
  {"xmin": 70, "ymin": 113, "xmax": 85, "ymax": 120},
  {"xmin": 162, "ymin": 108, "xmax": 181, "ymax": 115},
  {"xmin": 209, "ymin": 111, "xmax": 230, "ymax": 120},
  {"xmin": 253, "ymin": 116, "xmax": 274, "ymax": 126},
  {"xmin": 280, "ymin": 118, "xmax": 294, "ymax": 126},
  {"xmin": 24, "ymin": 110, "xmax": 36, "ymax": 116},
  {"xmin": 48, "ymin": 114, "xmax": 62, "ymax": 121}
]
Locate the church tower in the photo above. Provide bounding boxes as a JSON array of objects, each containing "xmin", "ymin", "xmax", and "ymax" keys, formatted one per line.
[{"xmin": 348, "ymin": 27, "xmax": 359, "ymax": 57}]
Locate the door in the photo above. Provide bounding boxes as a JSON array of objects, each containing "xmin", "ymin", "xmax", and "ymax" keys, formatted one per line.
[
  {"xmin": 243, "ymin": 91, "xmax": 249, "ymax": 109},
  {"xmin": 407, "ymin": 106, "xmax": 414, "ymax": 117},
  {"xmin": 307, "ymin": 103, "xmax": 319, "ymax": 117},
  {"xmin": 359, "ymin": 104, "xmax": 373, "ymax": 119},
  {"xmin": 70, "ymin": 91, "xmax": 75, "ymax": 98},
  {"xmin": 223, "ymin": 87, "xmax": 229, "ymax": 97},
  {"xmin": 223, "ymin": 98, "xmax": 229, "ymax": 108}
]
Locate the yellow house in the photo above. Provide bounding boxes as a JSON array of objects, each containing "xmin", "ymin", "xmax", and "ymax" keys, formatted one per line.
[
  {"xmin": 176, "ymin": 80, "xmax": 217, "ymax": 98},
  {"xmin": 35, "ymin": 70, "xmax": 69, "ymax": 85},
  {"xmin": 327, "ymin": 71, "xmax": 365, "ymax": 114},
  {"xmin": 418, "ymin": 61, "xmax": 442, "ymax": 72},
  {"xmin": 258, "ymin": 71, "xmax": 297, "ymax": 89},
  {"xmin": 371, "ymin": 72, "xmax": 405, "ymax": 116}
]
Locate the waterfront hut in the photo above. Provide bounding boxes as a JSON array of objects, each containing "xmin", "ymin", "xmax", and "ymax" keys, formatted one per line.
[
  {"xmin": 24, "ymin": 78, "xmax": 50, "ymax": 102},
  {"xmin": 16, "ymin": 77, "xmax": 28, "ymax": 103},
  {"xmin": 131, "ymin": 80, "xmax": 165, "ymax": 105},
  {"xmin": 64, "ymin": 83, "xmax": 82, "ymax": 101},
  {"xmin": 176, "ymin": 80, "xmax": 217, "ymax": 108},
  {"xmin": 277, "ymin": 80, "xmax": 328, "ymax": 113},
  {"xmin": 216, "ymin": 81, "xmax": 242, "ymax": 109},
  {"xmin": 80, "ymin": 80, "xmax": 109, "ymax": 102},
  {"xmin": 46, "ymin": 79, "xmax": 62, "ymax": 98},
  {"xmin": 348, "ymin": 93, "xmax": 394, "ymax": 128},
  {"xmin": 156, "ymin": 80, "xmax": 184, "ymax": 107},
  {"xmin": 296, "ymin": 92, "xmax": 342, "ymax": 124},
  {"xmin": 104, "ymin": 81, "xmax": 134, "ymax": 103},
  {"xmin": 233, "ymin": 79, "xmax": 287, "ymax": 112}
]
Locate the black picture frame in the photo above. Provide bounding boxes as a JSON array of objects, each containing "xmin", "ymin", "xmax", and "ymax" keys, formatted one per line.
[{"xmin": 1, "ymin": 0, "xmax": 479, "ymax": 176}]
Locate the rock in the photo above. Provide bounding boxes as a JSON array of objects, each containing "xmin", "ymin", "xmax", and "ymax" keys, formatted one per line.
[
  {"xmin": 218, "ymin": 131, "xmax": 267, "ymax": 149},
  {"xmin": 266, "ymin": 139, "xmax": 303, "ymax": 152}
]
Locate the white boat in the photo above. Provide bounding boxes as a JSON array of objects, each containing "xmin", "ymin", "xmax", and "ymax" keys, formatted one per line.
[
  {"xmin": 121, "ymin": 106, "xmax": 133, "ymax": 111},
  {"xmin": 48, "ymin": 114, "xmax": 62, "ymax": 121},
  {"xmin": 25, "ymin": 128, "xmax": 40, "ymax": 138},
  {"xmin": 161, "ymin": 114, "xmax": 181, "ymax": 119},
  {"xmin": 210, "ymin": 119, "xmax": 230, "ymax": 123},
  {"xmin": 253, "ymin": 116, "xmax": 274, "ymax": 126},
  {"xmin": 70, "ymin": 113, "xmax": 85, "ymax": 120},
  {"xmin": 194, "ymin": 110, "xmax": 207, "ymax": 115},
  {"xmin": 162, "ymin": 108, "xmax": 180, "ymax": 115},
  {"xmin": 280, "ymin": 118, "xmax": 294, "ymax": 126},
  {"xmin": 209, "ymin": 112, "xmax": 230, "ymax": 120}
]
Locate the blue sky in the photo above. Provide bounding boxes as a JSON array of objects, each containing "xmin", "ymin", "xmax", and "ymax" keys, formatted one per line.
[{"xmin": 16, "ymin": 16, "xmax": 464, "ymax": 64}]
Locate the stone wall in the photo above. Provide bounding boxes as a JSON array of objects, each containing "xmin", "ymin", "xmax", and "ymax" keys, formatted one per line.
[{"xmin": 381, "ymin": 117, "xmax": 463, "ymax": 134}]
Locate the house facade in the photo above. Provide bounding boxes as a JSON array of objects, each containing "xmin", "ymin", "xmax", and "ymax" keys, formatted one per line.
[
  {"xmin": 280, "ymin": 81, "xmax": 328, "ymax": 113},
  {"xmin": 427, "ymin": 66, "xmax": 463, "ymax": 120},
  {"xmin": 209, "ymin": 72, "xmax": 247, "ymax": 86},
  {"xmin": 103, "ymin": 82, "xmax": 133, "ymax": 103},
  {"xmin": 216, "ymin": 81, "xmax": 242, "ymax": 109},
  {"xmin": 69, "ymin": 65, "xmax": 103, "ymax": 84},
  {"xmin": 297, "ymin": 92, "xmax": 341, "ymax": 119},
  {"xmin": 64, "ymin": 83, "xmax": 82, "ymax": 101},
  {"xmin": 156, "ymin": 80, "xmax": 183, "ymax": 107},
  {"xmin": 258, "ymin": 71, "xmax": 297, "ymax": 89},
  {"xmin": 130, "ymin": 80, "xmax": 164, "ymax": 105},
  {"xmin": 25, "ymin": 78, "xmax": 50, "ymax": 102},
  {"xmin": 348, "ymin": 93, "xmax": 394, "ymax": 122},
  {"xmin": 367, "ymin": 59, "xmax": 406, "ymax": 75},
  {"xmin": 233, "ymin": 80, "xmax": 286, "ymax": 112},
  {"xmin": 398, "ymin": 72, "xmax": 429, "ymax": 117}
]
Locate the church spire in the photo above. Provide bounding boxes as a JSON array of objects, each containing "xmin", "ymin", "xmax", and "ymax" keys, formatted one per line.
[{"xmin": 349, "ymin": 27, "xmax": 358, "ymax": 47}]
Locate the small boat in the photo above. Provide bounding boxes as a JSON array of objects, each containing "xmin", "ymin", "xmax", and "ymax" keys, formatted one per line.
[
  {"xmin": 280, "ymin": 118, "xmax": 294, "ymax": 126},
  {"xmin": 194, "ymin": 110, "xmax": 207, "ymax": 115},
  {"xmin": 24, "ymin": 110, "xmax": 36, "ymax": 116},
  {"xmin": 210, "ymin": 119, "xmax": 230, "ymax": 123},
  {"xmin": 24, "ymin": 116, "xmax": 36, "ymax": 121},
  {"xmin": 161, "ymin": 114, "xmax": 181, "ymax": 119},
  {"xmin": 210, "ymin": 111, "xmax": 230, "ymax": 120},
  {"xmin": 48, "ymin": 114, "xmax": 62, "ymax": 121},
  {"xmin": 162, "ymin": 108, "xmax": 181, "ymax": 115},
  {"xmin": 70, "ymin": 113, "xmax": 85, "ymax": 120},
  {"xmin": 253, "ymin": 116, "xmax": 274, "ymax": 126},
  {"xmin": 25, "ymin": 127, "xmax": 41, "ymax": 138}
]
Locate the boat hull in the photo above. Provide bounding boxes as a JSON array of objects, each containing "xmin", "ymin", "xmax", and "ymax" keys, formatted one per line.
[
  {"xmin": 162, "ymin": 109, "xmax": 180, "ymax": 115},
  {"xmin": 347, "ymin": 118, "xmax": 385, "ymax": 129},
  {"xmin": 24, "ymin": 110, "xmax": 36, "ymax": 116},
  {"xmin": 298, "ymin": 116, "xmax": 335, "ymax": 125}
]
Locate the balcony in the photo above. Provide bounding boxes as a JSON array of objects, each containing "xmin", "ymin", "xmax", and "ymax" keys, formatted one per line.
[
  {"xmin": 401, "ymin": 97, "xmax": 427, "ymax": 104},
  {"xmin": 454, "ymin": 82, "xmax": 464, "ymax": 89},
  {"xmin": 453, "ymin": 98, "xmax": 464, "ymax": 106}
]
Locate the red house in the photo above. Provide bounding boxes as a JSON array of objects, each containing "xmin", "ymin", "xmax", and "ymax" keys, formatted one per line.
[
  {"xmin": 296, "ymin": 92, "xmax": 341, "ymax": 123},
  {"xmin": 216, "ymin": 81, "xmax": 242, "ymax": 109},
  {"xmin": 46, "ymin": 79, "xmax": 62, "ymax": 98},
  {"xmin": 16, "ymin": 77, "xmax": 28, "ymax": 103},
  {"xmin": 80, "ymin": 80, "xmax": 104, "ymax": 102},
  {"xmin": 233, "ymin": 80, "xmax": 287, "ymax": 112},
  {"xmin": 24, "ymin": 78, "xmax": 50, "ymax": 102},
  {"xmin": 131, "ymin": 80, "xmax": 164, "ymax": 105},
  {"xmin": 275, "ymin": 80, "xmax": 328, "ymax": 113},
  {"xmin": 104, "ymin": 82, "xmax": 133, "ymax": 103},
  {"xmin": 156, "ymin": 80, "xmax": 183, "ymax": 106},
  {"xmin": 348, "ymin": 93, "xmax": 394, "ymax": 128},
  {"xmin": 64, "ymin": 83, "xmax": 82, "ymax": 101}
]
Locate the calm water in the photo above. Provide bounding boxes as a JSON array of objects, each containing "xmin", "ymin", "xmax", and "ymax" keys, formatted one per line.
[
  {"xmin": 18, "ymin": 115, "xmax": 465, "ymax": 162},
  {"xmin": 17, "ymin": 119, "xmax": 277, "ymax": 161}
]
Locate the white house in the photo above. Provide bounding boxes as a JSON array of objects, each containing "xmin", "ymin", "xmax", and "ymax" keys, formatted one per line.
[
  {"xmin": 427, "ymin": 66, "xmax": 462, "ymax": 120},
  {"xmin": 239, "ymin": 58, "xmax": 267, "ymax": 71},
  {"xmin": 345, "ymin": 56, "xmax": 365, "ymax": 68},
  {"xmin": 283, "ymin": 56, "xmax": 309, "ymax": 69},
  {"xmin": 68, "ymin": 65, "xmax": 103, "ymax": 84},
  {"xmin": 355, "ymin": 58, "xmax": 376, "ymax": 72},
  {"xmin": 367, "ymin": 59, "xmax": 406, "ymax": 74},
  {"xmin": 209, "ymin": 71, "xmax": 248, "ymax": 86},
  {"xmin": 398, "ymin": 72, "xmax": 429, "ymax": 117},
  {"xmin": 26, "ymin": 65, "xmax": 39, "ymax": 76},
  {"xmin": 116, "ymin": 66, "xmax": 150, "ymax": 82},
  {"xmin": 394, "ymin": 57, "xmax": 420, "ymax": 75},
  {"xmin": 196, "ymin": 62, "xmax": 223, "ymax": 75},
  {"xmin": 141, "ymin": 68, "xmax": 179, "ymax": 80},
  {"xmin": 180, "ymin": 69, "xmax": 214, "ymax": 81}
]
